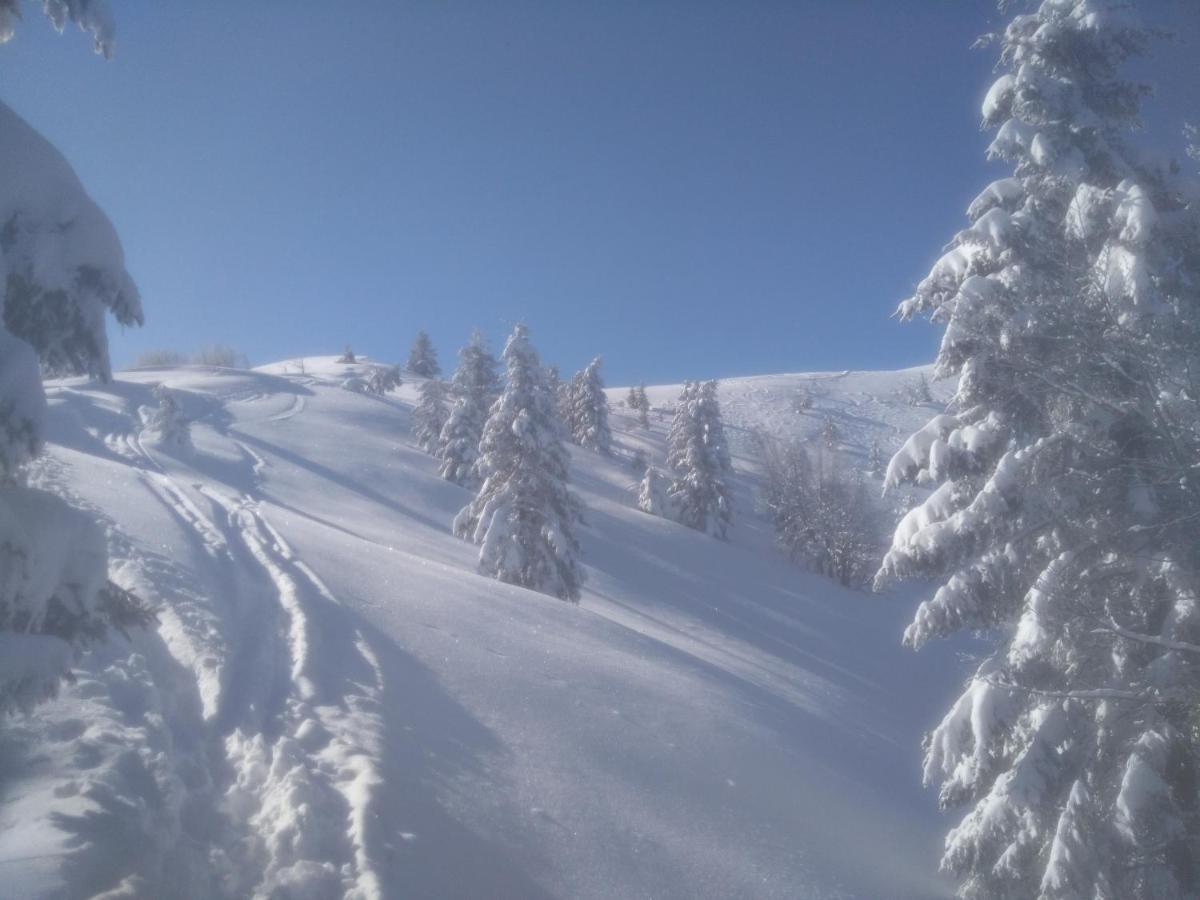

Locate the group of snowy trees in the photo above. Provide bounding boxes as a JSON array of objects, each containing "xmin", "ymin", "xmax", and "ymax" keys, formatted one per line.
[
  {"xmin": 638, "ymin": 380, "xmax": 734, "ymax": 539},
  {"xmin": 625, "ymin": 384, "xmax": 651, "ymax": 428},
  {"xmin": 453, "ymin": 325, "xmax": 583, "ymax": 601},
  {"xmin": 877, "ymin": 2, "xmax": 1200, "ymax": 896},
  {"xmin": 407, "ymin": 327, "xmax": 583, "ymax": 600},
  {"xmin": 0, "ymin": 3, "xmax": 154, "ymax": 713},
  {"xmin": 408, "ymin": 330, "xmax": 738, "ymax": 597},
  {"xmin": 758, "ymin": 435, "xmax": 875, "ymax": 588}
]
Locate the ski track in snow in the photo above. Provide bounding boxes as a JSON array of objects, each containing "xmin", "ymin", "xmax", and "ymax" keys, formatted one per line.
[{"xmin": 94, "ymin": 391, "xmax": 387, "ymax": 898}]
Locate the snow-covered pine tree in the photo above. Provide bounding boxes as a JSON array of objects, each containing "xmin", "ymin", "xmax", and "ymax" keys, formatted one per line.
[
  {"xmin": 453, "ymin": 324, "xmax": 582, "ymax": 601},
  {"xmin": 568, "ymin": 356, "xmax": 612, "ymax": 454},
  {"xmin": 0, "ymin": 12, "xmax": 154, "ymax": 713},
  {"xmin": 412, "ymin": 378, "xmax": 450, "ymax": 454},
  {"xmin": 634, "ymin": 384, "xmax": 651, "ymax": 429},
  {"xmin": 546, "ymin": 364, "xmax": 562, "ymax": 399},
  {"xmin": 407, "ymin": 329, "xmax": 440, "ymax": 378},
  {"xmin": 560, "ymin": 369, "xmax": 583, "ymax": 438},
  {"xmin": 667, "ymin": 380, "xmax": 732, "ymax": 538},
  {"xmin": 435, "ymin": 330, "xmax": 500, "ymax": 486},
  {"xmin": 876, "ymin": 3, "xmax": 1200, "ymax": 896},
  {"xmin": 141, "ymin": 385, "xmax": 192, "ymax": 454}
]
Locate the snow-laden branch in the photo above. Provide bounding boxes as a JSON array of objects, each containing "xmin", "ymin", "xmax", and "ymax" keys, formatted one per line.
[{"xmin": 1094, "ymin": 619, "xmax": 1200, "ymax": 656}]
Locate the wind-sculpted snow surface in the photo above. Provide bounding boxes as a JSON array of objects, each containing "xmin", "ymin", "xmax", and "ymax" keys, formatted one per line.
[{"xmin": 1, "ymin": 356, "xmax": 963, "ymax": 898}]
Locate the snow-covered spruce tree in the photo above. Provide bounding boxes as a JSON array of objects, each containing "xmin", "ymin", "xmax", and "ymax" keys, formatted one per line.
[
  {"xmin": 412, "ymin": 377, "xmax": 450, "ymax": 454},
  {"xmin": 667, "ymin": 380, "xmax": 733, "ymax": 538},
  {"xmin": 453, "ymin": 324, "xmax": 582, "ymax": 601},
  {"xmin": 568, "ymin": 355, "xmax": 612, "ymax": 453},
  {"xmin": 560, "ymin": 368, "xmax": 583, "ymax": 437},
  {"xmin": 633, "ymin": 384, "xmax": 651, "ymax": 429},
  {"xmin": 0, "ymin": 12, "xmax": 154, "ymax": 714},
  {"xmin": 141, "ymin": 385, "xmax": 192, "ymax": 454},
  {"xmin": 876, "ymin": 4, "xmax": 1200, "ymax": 896},
  {"xmin": 435, "ymin": 330, "xmax": 499, "ymax": 486},
  {"xmin": 407, "ymin": 329, "xmax": 440, "ymax": 378}
]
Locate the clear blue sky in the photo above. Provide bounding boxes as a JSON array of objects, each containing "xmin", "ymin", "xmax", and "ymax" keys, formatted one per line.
[{"xmin": 0, "ymin": 1, "xmax": 1196, "ymax": 385}]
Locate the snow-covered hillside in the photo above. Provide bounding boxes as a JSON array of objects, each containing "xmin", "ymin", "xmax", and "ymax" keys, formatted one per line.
[{"xmin": 2, "ymin": 355, "xmax": 963, "ymax": 899}]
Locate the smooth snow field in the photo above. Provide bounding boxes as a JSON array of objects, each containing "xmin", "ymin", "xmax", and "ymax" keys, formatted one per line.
[{"xmin": 2, "ymin": 356, "xmax": 965, "ymax": 899}]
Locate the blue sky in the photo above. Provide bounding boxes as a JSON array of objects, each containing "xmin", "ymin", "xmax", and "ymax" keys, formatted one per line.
[{"xmin": 1, "ymin": 1, "xmax": 1196, "ymax": 385}]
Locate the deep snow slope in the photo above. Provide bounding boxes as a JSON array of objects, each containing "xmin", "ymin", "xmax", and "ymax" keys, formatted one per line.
[{"xmin": 0, "ymin": 356, "xmax": 963, "ymax": 899}]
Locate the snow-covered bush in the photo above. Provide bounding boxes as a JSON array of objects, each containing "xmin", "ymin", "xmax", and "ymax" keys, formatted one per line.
[
  {"xmin": 364, "ymin": 364, "xmax": 402, "ymax": 395},
  {"xmin": 134, "ymin": 349, "xmax": 186, "ymax": 368},
  {"xmin": 140, "ymin": 384, "xmax": 192, "ymax": 454},
  {"xmin": 899, "ymin": 373, "xmax": 933, "ymax": 406},
  {"xmin": 879, "ymin": 3, "xmax": 1200, "ymax": 895},
  {"xmin": 636, "ymin": 466, "xmax": 675, "ymax": 521},
  {"xmin": 759, "ymin": 436, "xmax": 877, "ymax": 588},
  {"xmin": 194, "ymin": 344, "xmax": 248, "ymax": 368},
  {"xmin": 453, "ymin": 324, "xmax": 582, "ymax": 601}
]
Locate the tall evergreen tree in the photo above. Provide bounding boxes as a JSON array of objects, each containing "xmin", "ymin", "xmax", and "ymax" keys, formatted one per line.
[
  {"xmin": 628, "ymin": 384, "xmax": 651, "ymax": 429},
  {"xmin": 568, "ymin": 356, "xmax": 612, "ymax": 454},
  {"xmin": 667, "ymin": 380, "xmax": 733, "ymax": 538},
  {"xmin": 0, "ymin": 6, "xmax": 153, "ymax": 713},
  {"xmin": 453, "ymin": 324, "xmax": 582, "ymax": 601},
  {"xmin": 877, "ymin": 3, "xmax": 1200, "ymax": 896},
  {"xmin": 412, "ymin": 378, "xmax": 450, "ymax": 454},
  {"xmin": 434, "ymin": 330, "xmax": 499, "ymax": 486},
  {"xmin": 407, "ymin": 329, "xmax": 440, "ymax": 378}
]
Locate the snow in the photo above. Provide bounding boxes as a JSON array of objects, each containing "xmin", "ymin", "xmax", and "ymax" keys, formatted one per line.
[{"xmin": 2, "ymin": 356, "xmax": 966, "ymax": 898}]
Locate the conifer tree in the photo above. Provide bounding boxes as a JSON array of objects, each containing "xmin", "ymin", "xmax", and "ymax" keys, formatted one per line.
[
  {"xmin": 877, "ymin": 3, "xmax": 1200, "ymax": 895},
  {"xmin": 0, "ymin": 5, "xmax": 153, "ymax": 712},
  {"xmin": 434, "ymin": 331, "xmax": 499, "ymax": 486},
  {"xmin": 407, "ymin": 329, "xmax": 440, "ymax": 378},
  {"xmin": 568, "ymin": 356, "xmax": 612, "ymax": 454},
  {"xmin": 667, "ymin": 380, "xmax": 732, "ymax": 538},
  {"xmin": 560, "ymin": 369, "xmax": 583, "ymax": 437},
  {"xmin": 412, "ymin": 378, "xmax": 450, "ymax": 454},
  {"xmin": 633, "ymin": 385, "xmax": 651, "ymax": 429},
  {"xmin": 453, "ymin": 324, "xmax": 582, "ymax": 601}
]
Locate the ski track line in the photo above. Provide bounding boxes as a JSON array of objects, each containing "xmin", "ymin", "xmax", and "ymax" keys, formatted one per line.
[
  {"xmin": 199, "ymin": 484, "xmax": 387, "ymax": 899},
  {"xmin": 266, "ymin": 394, "xmax": 306, "ymax": 422},
  {"xmin": 117, "ymin": 422, "xmax": 384, "ymax": 897}
]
